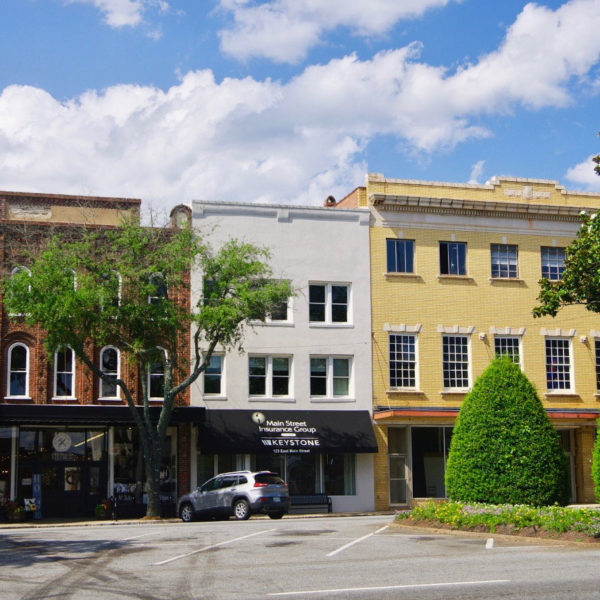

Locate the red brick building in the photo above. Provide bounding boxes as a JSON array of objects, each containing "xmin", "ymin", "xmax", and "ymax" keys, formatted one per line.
[{"xmin": 0, "ymin": 191, "xmax": 199, "ymax": 518}]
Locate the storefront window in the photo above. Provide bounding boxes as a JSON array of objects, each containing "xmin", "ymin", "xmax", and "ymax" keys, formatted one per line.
[
  {"xmin": 323, "ymin": 454, "xmax": 355, "ymax": 495},
  {"xmin": 0, "ymin": 428, "xmax": 13, "ymax": 504},
  {"xmin": 286, "ymin": 454, "xmax": 319, "ymax": 495},
  {"xmin": 411, "ymin": 427, "xmax": 452, "ymax": 498},
  {"xmin": 113, "ymin": 426, "xmax": 177, "ymax": 506}
]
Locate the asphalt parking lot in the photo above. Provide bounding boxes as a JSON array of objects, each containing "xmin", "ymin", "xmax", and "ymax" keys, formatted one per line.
[{"xmin": 1, "ymin": 514, "xmax": 600, "ymax": 599}]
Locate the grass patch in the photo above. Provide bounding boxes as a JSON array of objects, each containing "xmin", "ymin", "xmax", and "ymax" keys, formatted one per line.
[{"xmin": 397, "ymin": 501, "xmax": 600, "ymax": 538}]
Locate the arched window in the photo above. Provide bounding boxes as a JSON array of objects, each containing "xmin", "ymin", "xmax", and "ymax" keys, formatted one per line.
[
  {"xmin": 99, "ymin": 346, "xmax": 120, "ymax": 399},
  {"xmin": 101, "ymin": 271, "xmax": 121, "ymax": 309},
  {"xmin": 54, "ymin": 347, "xmax": 75, "ymax": 398},
  {"xmin": 7, "ymin": 343, "xmax": 29, "ymax": 398},
  {"xmin": 9, "ymin": 266, "xmax": 31, "ymax": 315},
  {"xmin": 148, "ymin": 349, "xmax": 166, "ymax": 399},
  {"xmin": 148, "ymin": 273, "xmax": 167, "ymax": 305}
]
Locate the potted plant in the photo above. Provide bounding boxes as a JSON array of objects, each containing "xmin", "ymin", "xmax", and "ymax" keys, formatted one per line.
[
  {"xmin": 5, "ymin": 499, "xmax": 25, "ymax": 522},
  {"xmin": 94, "ymin": 498, "xmax": 112, "ymax": 519}
]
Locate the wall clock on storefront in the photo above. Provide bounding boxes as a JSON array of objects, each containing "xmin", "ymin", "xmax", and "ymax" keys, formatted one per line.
[{"xmin": 52, "ymin": 432, "xmax": 72, "ymax": 452}]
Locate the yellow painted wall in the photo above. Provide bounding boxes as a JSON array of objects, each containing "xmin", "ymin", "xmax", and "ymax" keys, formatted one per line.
[{"xmin": 366, "ymin": 175, "xmax": 600, "ymax": 506}]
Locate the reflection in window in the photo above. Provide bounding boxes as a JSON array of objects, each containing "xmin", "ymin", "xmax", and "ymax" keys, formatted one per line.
[
  {"xmin": 7, "ymin": 343, "xmax": 29, "ymax": 397},
  {"xmin": 99, "ymin": 347, "xmax": 119, "ymax": 398},
  {"xmin": 54, "ymin": 347, "xmax": 75, "ymax": 397}
]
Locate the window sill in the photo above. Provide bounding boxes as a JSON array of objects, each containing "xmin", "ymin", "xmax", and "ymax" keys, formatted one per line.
[
  {"xmin": 203, "ymin": 395, "xmax": 228, "ymax": 401},
  {"xmin": 310, "ymin": 397, "xmax": 355, "ymax": 403},
  {"xmin": 50, "ymin": 397, "xmax": 79, "ymax": 403},
  {"xmin": 544, "ymin": 392, "xmax": 580, "ymax": 398},
  {"xmin": 250, "ymin": 320, "xmax": 295, "ymax": 327},
  {"xmin": 384, "ymin": 272, "xmax": 421, "ymax": 279},
  {"xmin": 386, "ymin": 389, "xmax": 425, "ymax": 395},
  {"xmin": 248, "ymin": 397, "xmax": 296, "ymax": 403},
  {"xmin": 4, "ymin": 396, "xmax": 32, "ymax": 402},
  {"xmin": 489, "ymin": 277, "xmax": 524, "ymax": 283},
  {"xmin": 439, "ymin": 389, "xmax": 470, "ymax": 395},
  {"xmin": 98, "ymin": 397, "xmax": 122, "ymax": 402},
  {"xmin": 309, "ymin": 323, "xmax": 353, "ymax": 329},
  {"xmin": 437, "ymin": 275, "xmax": 473, "ymax": 281}
]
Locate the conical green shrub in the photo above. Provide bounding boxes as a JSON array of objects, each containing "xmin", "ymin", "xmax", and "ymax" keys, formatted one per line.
[{"xmin": 445, "ymin": 357, "xmax": 569, "ymax": 506}]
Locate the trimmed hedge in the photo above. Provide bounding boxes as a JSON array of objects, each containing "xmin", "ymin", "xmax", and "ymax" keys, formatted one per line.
[{"xmin": 445, "ymin": 357, "xmax": 569, "ymax": 506}]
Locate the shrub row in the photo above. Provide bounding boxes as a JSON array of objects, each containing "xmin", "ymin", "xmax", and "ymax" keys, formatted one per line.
[{"xmin": 399, "ymin": 501, "xmax": 600, "ymax": 538}]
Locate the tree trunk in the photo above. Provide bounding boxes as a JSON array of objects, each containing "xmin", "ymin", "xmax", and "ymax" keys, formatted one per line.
[{"xmin": 143, "ymin": 433, "xmax": 164, "ymax": 518}]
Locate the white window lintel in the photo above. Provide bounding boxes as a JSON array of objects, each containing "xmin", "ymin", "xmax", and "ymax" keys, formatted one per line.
[
  {"xmin": 384, "ymin": 323, "xmax": 422, "ymax": 333},
  {"xmin": 437, "ymin": 325, "xmax": 475, "ymax": 335}
]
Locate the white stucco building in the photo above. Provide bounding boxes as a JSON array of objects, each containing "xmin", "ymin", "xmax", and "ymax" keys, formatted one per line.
[{"xmin": 190, "ymin": 200, "xmax": 375, "ymax": 512}]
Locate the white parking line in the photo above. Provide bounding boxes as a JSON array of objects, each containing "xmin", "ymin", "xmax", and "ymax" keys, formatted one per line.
[
  {"xmin": 152, "ymin": 529, "xmax": 275, "ymax": 566},
  {"xmin": 326, "ymin": 525, "xmax": 388, "ymax": 557},
  {"xmin": 268, "ymin": 579, "xmax": 511, "ymax": 596}
]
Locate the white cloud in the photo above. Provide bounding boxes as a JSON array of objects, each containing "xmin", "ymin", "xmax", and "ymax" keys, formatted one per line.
[
  {"xmin": 1, "ymin": 0, "xmax": 600, "ymax": 210},
  {"xmin": 565, "ymin": 155, "xmax": 600, "ymax": 190},
  {"xmin": 65, "ymin": 0, "xmax": 168, "ymax": 28},
  {"xmin": 469, "ymin": 160, "xmax": 485, "ymax": 184},
  {"xmin": 218, "ymin": 0, "xmax": 456, "ymax": 63}
]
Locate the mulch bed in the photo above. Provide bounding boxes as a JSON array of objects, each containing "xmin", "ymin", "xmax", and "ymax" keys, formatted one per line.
[{"xmin": 396, "ymin": 517, "xmax": 600, "ymax": 543}]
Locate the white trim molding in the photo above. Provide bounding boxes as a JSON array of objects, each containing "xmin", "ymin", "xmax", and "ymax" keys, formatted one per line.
[
  {"xmin": 437, "ymin": 325, "xmax": 475, "ymax": 335},
  {"xmin": 540, "ymin": 328, "xmax": 576, "ymax": 338},
  {"xmin": 384, "ymin": 323, "xmax": 422, "ymax": 333},
  {"xmin": 489, "ymin": 326, "xmax": 526, "ymax": 336}
]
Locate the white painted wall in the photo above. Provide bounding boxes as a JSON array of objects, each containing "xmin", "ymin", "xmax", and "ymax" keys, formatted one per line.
[{"xmin": 191, "ymin": 201, "xmax": 375, "ymax": 511}]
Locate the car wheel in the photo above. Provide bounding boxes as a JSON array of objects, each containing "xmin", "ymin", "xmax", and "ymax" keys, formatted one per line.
[
  {"xmin": 268, "ymin": 511, "xmax": 284, "ymax": 519},
  {"xmin": 180, "ymin": 502, "xmax": 195, "ymax": 523},
  {"xmin": 233, "ymin": 499, "xmax": 251, "ymax": 520}
]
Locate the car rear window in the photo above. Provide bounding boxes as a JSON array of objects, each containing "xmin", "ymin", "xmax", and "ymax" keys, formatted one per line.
[{"xmin": 254, "ymin": 473, "xmax": 284, "ymax": 485}]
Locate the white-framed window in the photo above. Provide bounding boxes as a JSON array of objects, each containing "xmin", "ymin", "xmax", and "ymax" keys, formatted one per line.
[
  {"xmin": 545, "ymin": 338, "xmax": 572, "ymax": 391},
  {"xmin": 266, "ymin": 298, "xmax": 292, "ymax": 324},
  {"xmin": 9, "ymin": 266, "xmax": 31, "ymax": 315},
  {"xmin": 54, "ymin": 347, "xmax": 75, "ymax": 398},
  {"xmin": 494, "ymin": 336, "xmax": 521, "ymax": 367},
  {"xmin": 309, "ymin": 283, "xmax": 350, "ymax": 324},
  {"xmin": 249, "ymin": 355, "xmax": 291, "ymax": 397},
  {"xmin": 491, "ymin": 244, "xmax": 518, "ymax": 278},
  {"xmin": 386, "ymin": 239, "xmax": 415, "ymax": 273},
  {"xmin": 6, "ymin": 342, "xmax": 29, "ymax": 398},
  {"xmin": 102, "ymin": 270, "xmax": 121, "ymax": 309},
  {"xmin": 595, "ymin": 340, "xmax": 600, "ymax": 392},
  {"xmin": 310, "ymin": 356, "xmax": 352, "ymax": 398},
  {"xmin": 541, "ymin": 246, "xmax": 566, "ymax": 281},
  {"xmin": 389, "ymin": 334, "xmax": 417, "ymax": 388},
  {"xmin": 148, "ymin": 351, "xmax": 166, "ymax": 399},
  {"xmin": 442, "ymin": 335, "xmax": 469, "ymax": 389},
  {"xmin": 204, "ymin": 354, "xmax": 224, "ymax": 396},
  {"xmin": 439, "ymin": 242, "xmax": 467, "ymax": 276},
  {"xmin": 99, "ymin": 346, "xmax": 120, "ymax": 399},
  {"xmin": 148, "ymin": 272, "xmax": 168, "ymax": 304}
]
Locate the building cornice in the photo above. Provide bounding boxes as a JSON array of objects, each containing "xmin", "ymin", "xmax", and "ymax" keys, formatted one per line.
[{"xmin": 369, "ymin": 193, "xmax": 591, "ymax": 222}]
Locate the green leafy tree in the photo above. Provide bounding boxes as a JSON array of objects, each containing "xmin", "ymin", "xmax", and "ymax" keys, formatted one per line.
[
  {"xmin": 3, "ymin": 219, "xmax": 291, "ymax": 518},
  {"xmin": 445, "ymin": 358, "xmax": 569, "ymax": 505}
]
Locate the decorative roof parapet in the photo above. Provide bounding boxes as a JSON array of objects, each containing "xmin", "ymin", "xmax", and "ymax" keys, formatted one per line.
[{"xmin": 369, "ymin": 193, "xmax": 592, "ymax": 220}]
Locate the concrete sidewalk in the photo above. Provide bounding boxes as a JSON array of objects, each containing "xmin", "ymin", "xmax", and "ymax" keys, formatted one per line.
[{"xmin": 0, "ymin": 510, "xmax": 398, "ymax": 529}]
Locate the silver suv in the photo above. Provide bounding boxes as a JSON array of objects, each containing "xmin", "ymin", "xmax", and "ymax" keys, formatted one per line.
[{"xmin": 178, "ymin": 471, "xmax": 290, "ymax": 521}]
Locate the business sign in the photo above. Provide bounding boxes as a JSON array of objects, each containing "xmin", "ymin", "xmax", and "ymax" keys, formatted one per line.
[{"xmin": 252, "ymin": 412, "xmax": 320, "ymax": 454}]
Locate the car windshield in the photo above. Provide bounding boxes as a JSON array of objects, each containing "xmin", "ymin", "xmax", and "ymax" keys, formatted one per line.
[{"xmin": 254, "ymin": 473, "xmax": 285, "ymax": 485}]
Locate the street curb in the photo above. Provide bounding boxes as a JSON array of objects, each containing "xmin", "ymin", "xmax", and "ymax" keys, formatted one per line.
[{"xmin": 0, "ymin": 511, "xmax": 397, "ymax": 530}]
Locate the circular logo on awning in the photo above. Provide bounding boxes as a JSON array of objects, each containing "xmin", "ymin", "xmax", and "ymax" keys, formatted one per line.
[{"xmin": 251, "ymin": 411, "xmax": 266, "ymax": 425}]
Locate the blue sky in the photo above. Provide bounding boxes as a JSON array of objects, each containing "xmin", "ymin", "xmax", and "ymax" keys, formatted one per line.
[{"xmin": 1, "ymin": 0, "xmax": 599, "ymax": 211}]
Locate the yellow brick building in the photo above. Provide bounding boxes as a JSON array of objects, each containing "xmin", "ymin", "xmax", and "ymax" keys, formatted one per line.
[{"xmin": 339, "ymin": 174, "xmax": 600, "ymax": 508}]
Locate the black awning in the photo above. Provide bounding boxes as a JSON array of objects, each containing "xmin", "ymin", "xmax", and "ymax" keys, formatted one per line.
[
  {"xmin": 0, "ymin": 404, "xmax": 205, "ymax": 426},
  {"xmin": 197, "ymin": 409, "xmax": 378, "ymax": 454}
]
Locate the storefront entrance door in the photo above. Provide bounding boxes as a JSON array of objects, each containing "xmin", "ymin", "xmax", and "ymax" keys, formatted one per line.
[{"xmin": 18, "ymin": 428, "xmax": 108, "ymax": 518}]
